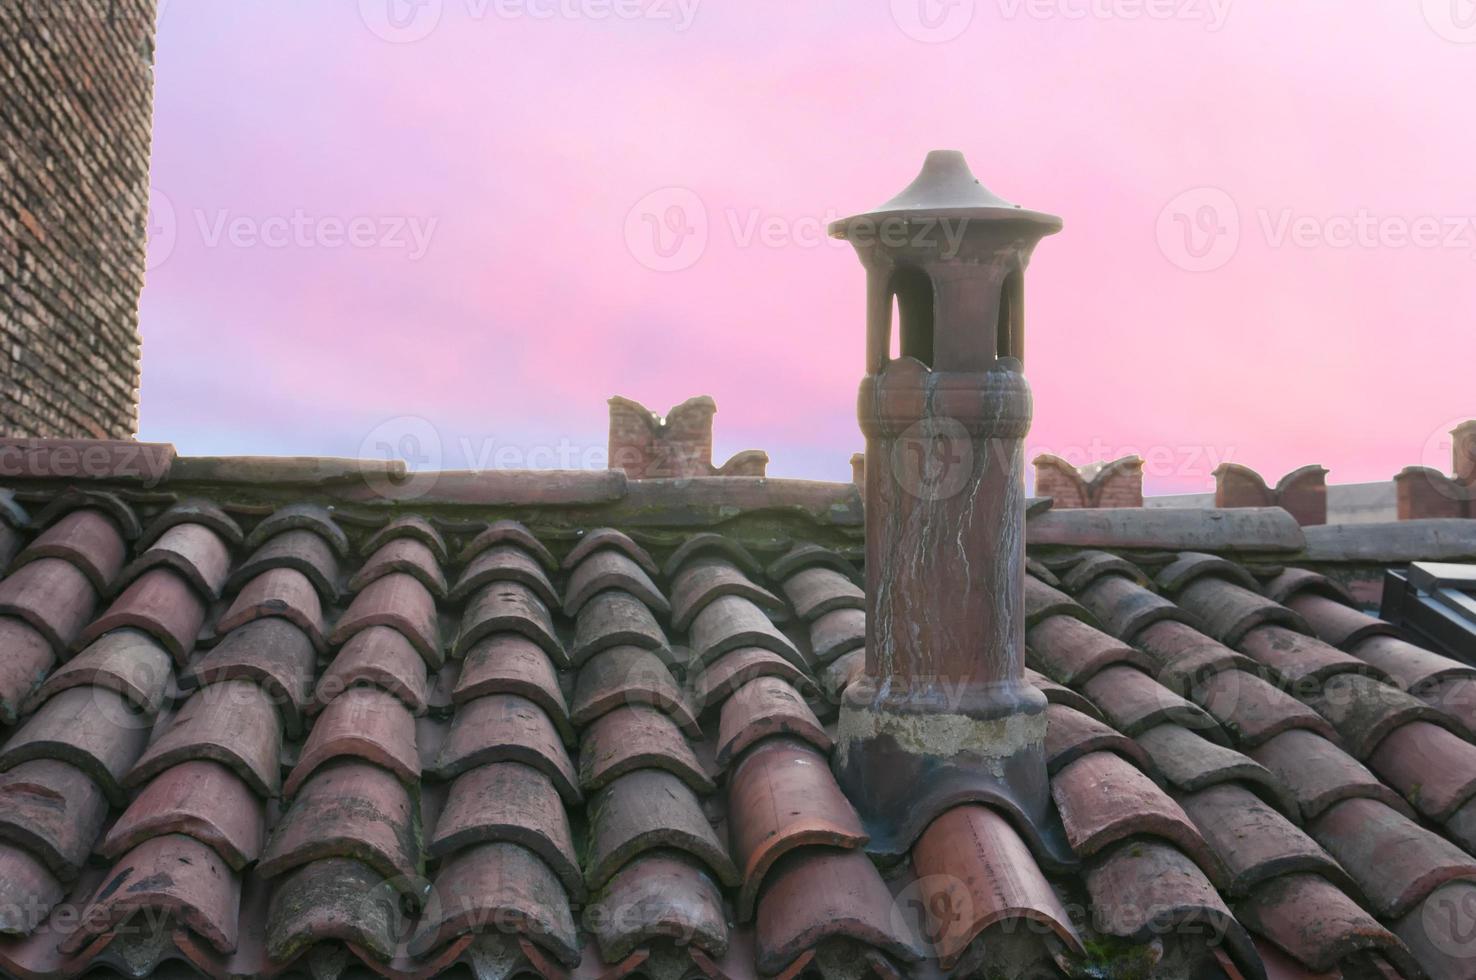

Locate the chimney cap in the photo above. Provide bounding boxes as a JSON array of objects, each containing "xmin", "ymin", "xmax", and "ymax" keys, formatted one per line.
[{"xmin": 829, "ymin": 149, "xmax": 1061, "ymax": 240}]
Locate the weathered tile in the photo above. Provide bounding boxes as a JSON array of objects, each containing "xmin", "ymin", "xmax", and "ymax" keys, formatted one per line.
[
  {"xmin": 1250, "ymin": 728, "xmax": 1415, "ymax": 821},
  {"xmin": 564, "ymin": 528, "xmax": 657, "ymax": 576},
  {"xmin": 79, "ymin": 567, "xmax": 207, "ymax": 663},
  {"xmin": 409, "ymin": 841, "xmax": 580, "ymax": 965},
  {"xmin": 586, "ymin": 768, "xmax": 738, "ymax": 891},
  {"xmin": 767, "ymin": 542, "xmax": 860, "ymax": 583},
  {"xmin": 456, "ymin": 581, "xmax": 564, "ymax": 666},
  {"xmin": 1078, "ymin": 574, "xmax": 1191, "ymax": 641},
  {"xmin": 118, "ymin": 522, "xmax": 232, "ymax": 599},
  {"xmin": 350, "ymin": 536, "xmax": 447, "ymax": 598},
  {"xmin": 451, "ymin": 542, "xmax": 560, "ymax": 607},
  {"xmin": 364, "ymin": 514, "xmax": 448, "ymax": 565},
  {"xmin": 259, "ymin": 760, "xmax": 421, "ymax": 887},
  {"xmin": 1393, "ymin": 881, "xmax": 1476, "ymax": 980},
  {"xmin": 62, "ymin": 833, "xmax": 241, "ymax": 955},
  {"xmin": 1135, "ymin": 724, "xmax": 1297, "ymax": 819},
  {"xmin": 429, "ymin": 761, "xmax": 583, "ymax": 900},
  {"xmin": 571, "ymin": 646, "xmax": 699, "ymax": 737},
  {"xmin": 1082, "ymin": 664, "xmax": 1226, "ymax": 742},
  {"xmin": 664, "ymin": 532, "xmax": 763, "ymax": 580},
  {"xmin": 1287, "ymin": 593, "xmax": 1398, "ymax": 650},
  {"xmin": 1028, "ymin": 667, "xmax": 1104, "ymax": 720},
  {"xmin": 31, "ymin": 491, "xmax": 139, "ymax": 541},
  {"xmin": 585, "ymin": 852, "xmax": 729, "ymax": 963},
  {"xmin": 12, "ymin": 508, "xmax": 125, "ymax": 593},
  {"xmin": 782, "ymin": 566, "xmax": 864, "ymax": 621},
  {"xmin": 1057, "ymin": 551, "xmax": 1152, "ymax": 594},
  {"xmin": 0, "ymin": 842, "xmax": 62, "ymax": 937},
  {"xmin": 819, "ymin": 648, "xmax": 867, "ymax": 705},
  {"xmin": 242, "ymin": 503, "xmax": 348, "ymax": 558},
  {"xmin": 1176, "ymin": 576, "xmax": 1309, "ymax": 647},
  {"xmin": 1043, "ymin": 703, "xmax": 1153, "ymax": 775},
  {"xmin": 1238, "ymin": 624, "xmax": 1390, "ymax": 688},
  {"xmin": 285, "ymin": 686, "xmax": 419, "ymax": 797},
  {"xmin": 100, "ymin": 759, "xmax": 264, "ymax": 871},
  {"xmin": 1027, "ymin": 614, "xmax": 1150, "ymax": 686},
  {"xmin": 911, "ymin": 804, "xmax": 1082, "ymax": 967},
  {"xmin": 216, "ymin": 567, "xmax": 326, "ymax": 651},
  {"xmin": 1312, "ymin": 796, "xmax": 1476, "ymax": 917},
  {"xmin": 717, "ymin": 676, "xmax": 829, "ymax": 766},
  {"xmin": 1154, "ymin": 552, "xmax": 1261, "ymax": 594},
  {"xmin": 693, "ymin": 645, "xmax": 813, "ymax": 713},
  {"xmin": 1368, "ymin": 720, "xmax": 1476, "ymax": 821},
  {"xmin": 1240, "ymin": 873, "xmax": 1407, "ymax": 976},
  {"xmin": 315, "ymin": 624, "xmax": 429, "ymax": 716},
  {"xmin": 691, "ymin": 595, "xmax": 800, "ymax": 669},
  {"xmin": 1261, "ymin": 567, "xmax": 1354, "ymax": 606},
  {"xmin": 808, "ymin": 607, "xmax": 864, "ymax": 666},
  {"xmin": 1134, "ymin": 619, "xmax": 1253, "ymax": 690},
  {"xmin": 1024, "ymin": 575, "xmax": 1089, "ymax": 626},
  {"xmin": 127, "ymin": 679, "xmax": 283, "ymax": 798},
  {"xmin": 455, "ymin": 634, "xmax": 571, "ymax": 743},
  {"xmin": 670, "ymin": 557, "xmax": 784, "ymax": 632},
  {"xmin": 565, "ymin": 549, "xmax": 669, "ymax": 619},
  {"xmin": 186, "ymin": 617, "xmax": 315, "ymax": 738},
  {"xmin": 1051, "ymin": 750, "xmax": 1225, "ymax": 887},
  {"xmin": 1306, "ymin": 672, "xmax": 1460, "ymax": 759},
  {"xmin": 433, "ymin": 694, "xmax": 579, "ymax": 802},
  {"xmin": 0, "ymin": 618, "xmax": 55, "ymax": 726},
  {"xmin": 29, "ymin": 627, "xmax": 171, "ymax": 719},
  {"xmin": 227, "ymin": 528, "xmax": 340, "ymax": 600},
  {"xmin": 138, "ymin": 499, "xmax": 242, "ymax": 550},
  {"xmin": 264, "ymin": 857, "xmax": 397, "ymax": 964},
  {"xmin": 0, "ymin": 557, "xmax": 97, "ymax": 654},
  {"xmin": 0, "ymin": 685, "xmax": 149, "ymax": 805},
  {"xmin": 0, "ymin": 759, "xmax": 108, "ymax": 879},
  {"xmin": 1354, "ymin": 634, "xmax": 1476, "ymax": 693},
  {"xmin": 728, "ymin": 736, "xmax": 866, "ymax": 920},
  {"xmin": 1193, "ymin": 669, "xmax": 1340, "ymax": 747},
  {"xmin": 330, "ymin": 572, "xmax": 443, "ymax": 669},
  {"xmin": 754, "ymin": 847, "xmax": 924, "ymax": 976},
  {"xmin": 1179, "ymin": 783, "xmax": 1350, "ymax": 897},
  {"xmin": 580, "ymin": 705, "xmax": 711, "ymax": 794}
]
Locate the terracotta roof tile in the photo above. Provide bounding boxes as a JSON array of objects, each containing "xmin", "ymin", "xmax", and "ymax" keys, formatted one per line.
[
  {"xmin": 1178, "ymin": 783, "xmax": 1352, "ymax": 897},
  {"xmin": 456, "ymin": 581, "xmax": 564, "ymax": 665},
  {"xmin": 564, "ymin": 528, "xmax": 658, "ymax": 576},
  {"xmin": 585, "ymin": 851, "xmax": 729, "ymax": 963},
  {"xmin": 31, "ymin": 627, "xmax": 172, "ymax": 719},
  {"xmin": 754, "ymin": 847, "xmax": 924, "ymax": 976},
  {"xmin": 428, "ymin": 761, "xmax": 583, "ymax": 900},
  {"xmin": 363, "ymin": 514, "xmax": 448, "ymax": 564},
  {"xmin": 226, "ymin": 527, "xmax": 340, "ymax": 600},
  {"xmin": 450, "ymin": 541, "xmax": 560, "ymax": 606},
  {"xmin": 461, "ymin": 520, "xmax": 558, "ymax": 570},
  {"xmin": 717, "ymin": 676, "xmax": 830, "ymax": 766},
  {"xmin": 241, "ymin": 503, "xmax": 348, "ymax": 557},
  {"xmin": 1044, "ymin": 702, "xmax": 1153, "ymax": 775},
  {"xmin": 694, "ymin": 644, "xmax": 814, "ymax": 713},
  {"xmin": 349, "ymin": 535, "xmax": 447, "ymax": 598},
  {"xmin": 781, "ymin": 566, "xmax": 864, "ymax": 621},
  {"xmin": 0, "ymin": 558, "xmax": 97, "ymax": 654},
  {"xmin": 434, "ymin": 696, "xmax": 581, "ymax": 809},
  {"xmin": 572, "ymin": 588, "xmax": 670, "ymax": 668},
  {"xmin": 808, "ymin": 606, "xmax": 865, "ymax": 666},
  {"xmin": 1238, "ymin": 624, "xmax": 1392, "ymax": 689},
  {"xmin": 1155, "ymin": 551, "xmax": 1262, "ymax": 594},
  {"xmin": 98, "ymin": 759, "xmax": 264, "ymax": 871},
  {"xmin": 565, "ymin": 548, "xmax": 669, "ymax": 619},
  {"xmin": 263, "ymin": 857, "xmax": 397, "ymax": 963},
  {"xmin": 11, "ymin": 509, "xmax": 126, "ymax": 594},
  {"xmin": 579, "ymin": 704, "xmax": 712, "ymax": 794},
  {"xmin": 411, "ymin": 840, "xmax": 580, "ymax": 965},
  {"xmin": 137, "ymin": 499, "xmax": 242, "ymax": 550},
  {"xmin": 1052, "ymin": 750, "xmax": 1226, "ymax": 886},
  {"xmin": 285, "ymin": 686, "xmax": 419, "ymax": 797},
  {"xmin": 1028, "ymin": 666, "xmax": 1105, "ymax": 719},
  {"xmin": 1311, "ymin": 797, "xmax": 1476, "ymax": 917},
  {"xmin": 79, "ymin": 567, "xmax": 206, "ymax": 662},
  {"xmin": 1392, "ymin": 880, "xmax": 1476, "ymax": 980},
  {"xmin": 117, "ymin": 521, "xmax": 232, "ymax": 600},
  {"xmin": 1177, "ymin": 576, "xmax": 1310, "ymax": 647},
  {"xmin": 454, "ymin": 633, "xmax": 571, "ymax": 742},
  {"xmin": 1306, "ymin": 672, "xmax": 1463, "ymax": 759},
  {"xmin": 1027, "ymin": 613, "xmax": 1152, "ymax": 685},
  {"xmin": 314, "ymin": 624, "xmax": 429, "ymax": 716},
  {"xmin": 728, "ymin": 736, "xmax": 866, "ymax": 920},
  {"xmin": 1135, "ymin": 723, "xmax": 1297, "ymax": 819},
  {"xmin": 0, "ymin": 685, "xmax": 149, "ymax": 805},
  {"xmin": 1368, "ymin": 720, "xmax": 1476, "ymax": 820},
  {"xmin": 182, "ymin": 618, "xmax": 315, "ymax": 739},
  {"xmin": 330, "ymin": 571, "xmax": 442, "ymax": 669},
  {"xmin": 1287, "ymin": 592, "xmax": 1399, "ymax": 650},
  {"xmin": 1238, "ymin": 872, "xmax": 1410, "ymax": 975},
  {"xmin": 670, "ymin": 556, "xmax": 786, "ymax": 632},
  {"xmin": 1082, "ymin": 664, "xmax": 1227, "ymax": 743},
  {"xmin": 766, "ymin": 543, "xmax": 860, "ymax": 582},
  {"xmin": 1261, "ymin": 567, "xmax": 1353, "ymax": 606},
  {"xmin": 1058, "ymin": 549, "xmax": 1151, "ymax": 593},
  {"xmin": 127, "ymin": 679, "xmax": 283, "ymax": 798},
  {"xmin": 216, "ymin": 566, "xmax": 326, "ymax": 651},
  {"xmin": 1250, "ymin": 728, "xmax": 1415, "ymax": 821},
  {"xmin": 911, "ymin": 804, "xmax": 1082, "ymax": 967},
  {"xmin": 62, "ymin": 832, "xmax": 241, "ymax": 956},
  {"xmin": 0, "ymin": 842, "xmax": 61, "ymax": 936},
  {"xmin": 1193, "ymin": 669, "xmax": 1340, "ymax": 747},
  {"xmin": 571, "ymin": 645, "xmax": 698, "ymax": 736},
  {"xmin": 819, "ymin": 647, "xmax": 867, "ymax": 706},
  {"xmin": 585, "ymin": 768, "xmax": 738, "ymax": 892},
  {"xmin": 691, "ymin": 594, "xmax": 802, "ymax": 669},
  {"xmin": 0, "ymin": 759, "xmax": 108, "ymax": 880},
  {"xmin": 1135, "ymin": 619, "xmax": 1255, "ymax": 690},
  {"xmin": 1023, "ymin": 574, "xmax": 1089, "ymax": 626},
  {"xmin": 1078, "ymin": 573, "xmax": 1194, "ymax": 640},
  {"xmin": 0, "ymin": 618, "xmax": 53, "ymax": 725},
  {"xmin": 1354, "ymin": 634, "xmax": 1476, "ymax": 693},
  {"xmin": 259, "ymin": 759, "xmax": 421, "ymax": 887},
  {"xmin": 30, "ymin": 490, "xmax": 139, "ymax": 540},
  {"xmin": 665, "ymin": 531, "xmax": 763, "ymax": 579}
]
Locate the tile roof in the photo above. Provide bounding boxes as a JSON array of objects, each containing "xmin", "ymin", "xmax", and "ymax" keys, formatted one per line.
[{"xmin": 0, "ymin": 451, "xmax": 1473, "ymax": 978}]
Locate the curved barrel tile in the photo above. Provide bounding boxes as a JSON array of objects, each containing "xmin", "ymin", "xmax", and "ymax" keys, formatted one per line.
[
  {"xmin": 242, "ymin": 504, "xmax": 348, "ymax": 558},
  {"xmin": 1134, "ymin": 724, "xmax": 1297, "ymax": 820},
  {"xmin": 579, "ymin": 705, "xmax": 712, "ymax": 794},
  {"xmin": 329, "ymin": 572, "xmax": 442, "ymax": 669},
  {"xmin": 565, "ymin": 549, "xmax": 669, "ymax": 619},
  {"xmin": 0, "ymin": 557, "xmax": 97, "ymax": 655},
  {"xmin": 27, "ymin": 628, "xmax": 171, "ymax": 719},
  {"xmin": 1311, "ymin": 797, "xmax": 1476, "ymax": 918},
  {"xmin": 563, "ymin": 528, "xmax": 657, "ymax": 576},
  {"xmin": 225, "ymin": 528, "xmax": 340, "ymax": 601},
  {"xmin": 11, "ymin": 509, "xmax": 125, "ymax": 594},
  {"xmin": 691, "ymin": 595, "xmax": 801, "ymax": 669},
  {"xmin": 284, "ymin": 686, "xmax": 419, "ymax": 798},
  {"xmin": 461, "ymin": 519, "xmax": 557, "ymax": 571},
  {"xmin": 0, "ymin": 842, "xmax": 62, "ymax": 937},
  {"xmin": 808, "ymin": 607, "xmax": 864, "ymax": 666},
  {"xmin": 692, "ymin": 646, "xmax": 812, "ymax": 714},
  {"xmin": 363, "ymin": 514, "xmax": 448, "ymax": 565},
  {"xmin": 585, "ymin": 851, "xmax": 729, "ymax": 964},
  {"xmin": 1250, "ymin": 729, "xmax": 1415, "ymax": 822},
  {"xmin": 0, "ymin": 759, "xmax": 108, "ymax": 880},
  {"xmin": 1178, "ymin": 783, "xmax": 1353, "ymax": 897},
  {"xmin": 1238, "ymin": 625, "xmax": 1391, "ymax": 688},
  {"xmin": 1240, "ymin": 873, "xmax": 1416, "ymax": 976},
  {"xmin": 572, "ymin": 590, "xmax": 670, "ymax": 668},
  {"xmin": 1043, "ymin": 703, "xmax": 1154, "ymax": 776},
  {"xmin": 670, "ymin": 557, "xmax": 783, "ymax": 632},
  {"xmin": 781, "ymin": 566, "xmax": 864, "ymax": 621},
  {"xmin": 1081, "ymin": 664, "xmax": 1227, "ymax": 743},
  {"xmin": 664, "ymin": 532, "xmax": 763, "ymax": 580},
  {"xmin": 456, "ymin": 582, "xmax": 563, "ymax": 666},
  {"xmin": 185, "ymin": 617, "xmax": 315, "ymax": 737},
  {"xmin": 314, "ymin": 625, "xmax": 428, "ymax": 716},
  {"xmin": 216, "ymin": 567, "xmax": 326, "ymax": 651},
  {"xmin": 1193, "ymin": 669, "xmax": 1340, "ymax": 747},
  {"xmin": 454, "ymin": 634, "xmax": 571, "ymax": 743},
  {"xmin": 1177, "ymin": 577, "xmax": 1310, "ymax": 647},
  {"xmin": 0, "ymin": 685, "xmax": 149, "ymax": 805},
  {"xmin": 1078, "ymin": 574, "xmax": 1193, "ymax": 642},
  {"xmin": 717, "ymin": 676, "xmax": 830, "ymax": 766},
  {"xmin": 1027, "ymin": 614, "xmax": 1152, "ymax": 686},
  {"xmin": 349, "ymin": 536, "xmax": 447, "ymax": 598},
  {"xmin": 78, "ymin": 567, "xmax": 207, "ymax": 663},
  {"xmin": 570, "ymin": 646, "xmax": 698, "ymax": 737},
  {"xmin": 1368, "ymin": 720, "xmax": 1476, "ymax": 821},
  {"xmin": 126, "ymin": 679, "xmax": 283, "ymax": 798},
  {"xmin": 585, "ymin": 769, "xmax": 737, "ymax": 892},
  {"xmin": 432, "ymin": 693, "xmax": 579, "ymax": 801},
  {"xmin": 450, "ymin": 543, "xmax": 559, "ymax": 607},
  {"xmin": 1287, "ymin": 593, "xmax": 1399, "ymax": 650},
  {"xmin": 100, "ymin": 759, "xmax": 264, "ymax": 870},
  {"xmin": 263, "ymin": 857, "xmax": 398, "ymax": 965},
  {"xmin": 1306, "ymin": 673, "xmax": 1463, "ymax": 759},
  {"xmin": 0, "ymin": 618, "xmax": 56, "ymax": 726}
]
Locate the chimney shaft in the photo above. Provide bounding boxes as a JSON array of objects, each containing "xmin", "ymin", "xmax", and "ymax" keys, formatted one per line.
[{"xmin": 829, "ymin": 151, "xmax": 1070, "ymax": 866}]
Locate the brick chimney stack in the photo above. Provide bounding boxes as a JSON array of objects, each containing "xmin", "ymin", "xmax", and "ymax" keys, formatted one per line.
[
  {"xmin": 829, "ymin": 150, "xmax": 1068, "ymax": 863},
  {"xmin": 608, "ymin": 395, "xmax": 768, "ymax": 479}
]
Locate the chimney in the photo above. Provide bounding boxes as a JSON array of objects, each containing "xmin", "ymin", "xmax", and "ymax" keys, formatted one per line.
[
  {"xmin": 1454, "ymin": 421, "xmax": 1476, "ymax": 487},
  {"xmin": 1214, "ymin": 463, "xmax": 1328, "ymax": 526},
  {"xmin": 1033, "ymin": 454, "xmax": 1144, "ymax": 508},
  {"xmin": 607, "ymin": 396, "xmax": 768, "ymax": 479},
  {"xmin": 830, "ymin": 150, "xmax": 1069, "ymax": 864},
  {"xmin": 850, "ymin": 452, "xmax": 865, "ymax": 486}
]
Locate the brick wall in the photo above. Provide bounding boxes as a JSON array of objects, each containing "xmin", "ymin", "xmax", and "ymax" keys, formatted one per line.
[{"xmin": 1, "ymin": 1, "xmax": 156, "ymax": 438}]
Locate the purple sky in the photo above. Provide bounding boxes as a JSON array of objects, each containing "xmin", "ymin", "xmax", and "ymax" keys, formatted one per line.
[{"xmin": 140, "ymin": 0, "xmax": 1476, "ymax": 493}]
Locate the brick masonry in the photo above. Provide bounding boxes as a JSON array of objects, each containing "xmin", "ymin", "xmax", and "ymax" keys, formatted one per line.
[{"xmin": 0, "ymin": 0, "xmax": 157, "ymax": 438}]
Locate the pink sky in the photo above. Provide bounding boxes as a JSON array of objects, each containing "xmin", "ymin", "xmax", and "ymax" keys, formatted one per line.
[{"xmin": 139, "ymin": 0, "xmax": 1476, "ymax": 493}]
